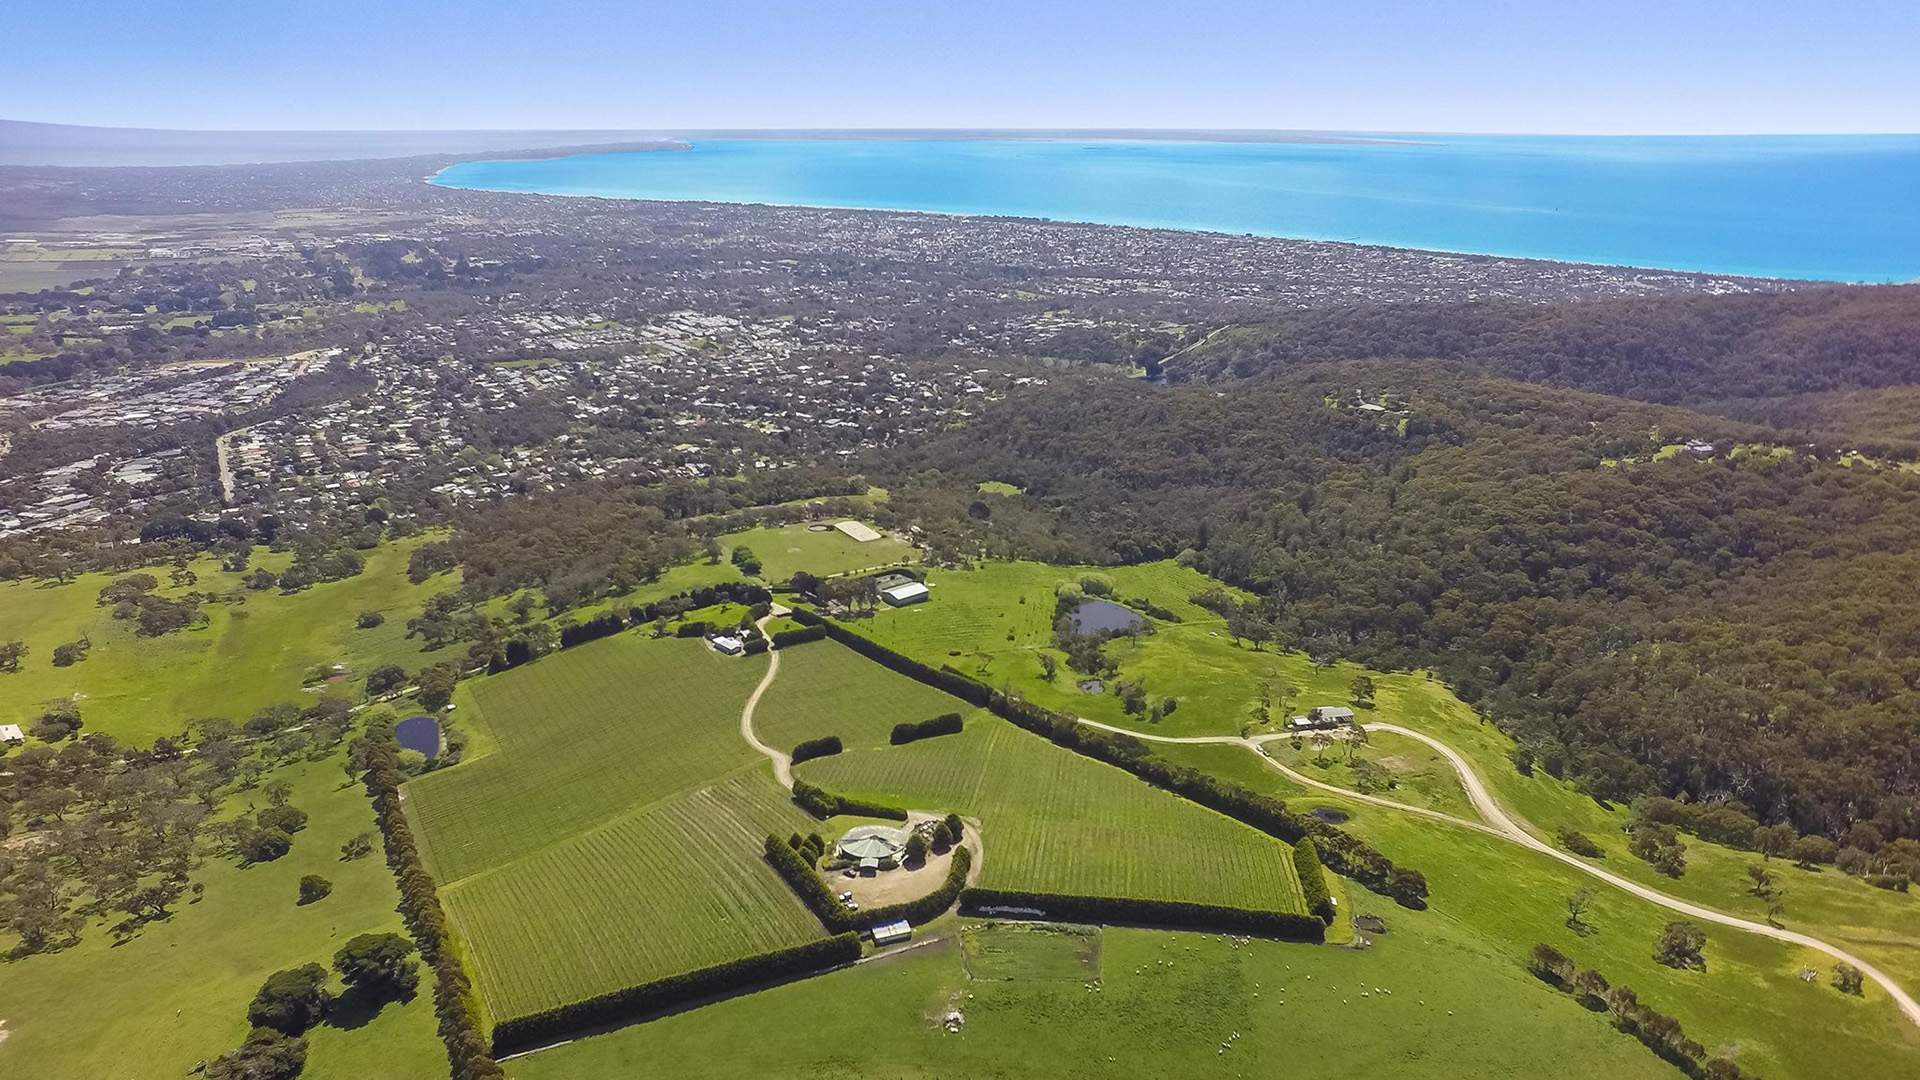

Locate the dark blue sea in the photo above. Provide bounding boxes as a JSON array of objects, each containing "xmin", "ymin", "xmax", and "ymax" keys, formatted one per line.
[{"xmin": 431, "ymin": 136, "xmax": 1920, "ymax": 282}]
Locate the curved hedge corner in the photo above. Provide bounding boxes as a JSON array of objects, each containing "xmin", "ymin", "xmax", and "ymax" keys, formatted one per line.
[
  {"xmin": 490, "ymin": 932, "xmax": 861, "ymax": 1057},
  {"xmin": 959, "ymin": 888, "xmax": 1326, "ymax": 942},
  {"xmin": 771, "ymin": 624, "xmax": 828, "ymax": 649},
  {"xmin": 1294, "ymin": 837, "xmax": 1336, "ymax": 923},
  {"xmin": 790, "ymin": 735, "xmax": 844, "ymax": 765},
  {"xmin": 766, "ymin": 833, "xmax": 972, "ymax": 933},
  {"xmin": 790, "ymin": 778, "xmax": 909, "ymax": 821},
  {"xmin": 360, "ymin": 735, "xmax": 504, "ymax": 1080}
]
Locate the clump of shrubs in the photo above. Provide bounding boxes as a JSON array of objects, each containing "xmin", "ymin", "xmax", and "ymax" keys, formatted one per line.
[
  {"xmin": 890, "ymin": 712, "xmax": 963, "ymax": 745},
  {"xmin": 297, "ymin": 875, "xmax": 332, "ymax": 905},
  {"xmin": 790, "ymin": 735, "xmax": 843, "ymax": 765},
  {"xmin": 1557, "ymin": 827, "xmax": 1605, "ymax": 858}
]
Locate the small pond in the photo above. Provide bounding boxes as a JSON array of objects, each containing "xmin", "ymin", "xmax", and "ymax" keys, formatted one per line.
[
  {"xmin": 1308, "ymin": 806, "xmax": 1350, "ymax": 824},
  {"xmin": 396, "ymin": 714, "xmax": 442, "ymax": 757},
  {"xmin": 1069, "ymin": 598, "xmax": 1146, "ymax": 635}
]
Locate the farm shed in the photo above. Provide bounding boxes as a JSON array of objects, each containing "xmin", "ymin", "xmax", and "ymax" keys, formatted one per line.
[
  {"xmin": 871, "ymin": 920, "xmax": 912, "ymax": 946},
  {"xmin": 833, "ymin": 520, "xmax": 883, "ymax": 542},
  {"xmin": 881, "ymin": 581, "xmax": 930, "ymax": 606}
]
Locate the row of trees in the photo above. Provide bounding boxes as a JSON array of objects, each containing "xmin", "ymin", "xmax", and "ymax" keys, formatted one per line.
[{"xmin": 1528, "ymin": 943, "xmax": 1755, "ymax": 1079}]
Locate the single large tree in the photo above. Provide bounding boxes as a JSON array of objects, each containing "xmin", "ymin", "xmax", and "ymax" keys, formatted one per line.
[
  {"xmin": 334, "ymin": 932, "xmax": 420, "ymax": 1000},
  {"xmin": 247, "ymin": 964, "xmax": 331, "ymax": 1035}
]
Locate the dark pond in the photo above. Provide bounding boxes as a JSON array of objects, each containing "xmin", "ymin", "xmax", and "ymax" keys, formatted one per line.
[
  {"xmin": 1069, "ymin": 598, "xmax": 1146, "ymax": 635},
  {"xmin": 396, "ymin": 714, "xmax": 441, "ymax": 757},
  {"xmin": 1308, "ymin": 806, "xmax": 1350, "ymax": 824}
]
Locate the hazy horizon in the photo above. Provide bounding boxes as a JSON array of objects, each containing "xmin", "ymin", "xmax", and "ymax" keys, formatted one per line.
[{"xmin": 6, "ymin": 1, "xmax": 1917, "ymax": 135}]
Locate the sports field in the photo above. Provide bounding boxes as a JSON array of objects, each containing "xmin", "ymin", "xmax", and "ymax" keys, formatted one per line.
[
  {"xmin": 719, "ymin": 520, "xmax": 916, "ymax": 582},
  {"xmin": 405, "ymin": 634, "xmax": 823, "ymax": 1022},
  {"xmin": 751, "ymin": 638, "xmax": 977, "ymax": 750},
  {"xmin": 0, "ymin": 535, "xmax": 457, "ymax": 744},
  {"xmin": 799, "ymin": 720, "xmax": 1307, "ymax": 913}
]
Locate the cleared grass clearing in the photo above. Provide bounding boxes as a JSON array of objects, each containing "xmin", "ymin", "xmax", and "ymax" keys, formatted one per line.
[
  {"xmin": 443, "ymin": 768, "xmax": 821, "ymax": 1022},
  {"xmin": 0, "ymin": 536, "xmax": 457, "ymax": 744},
  {"xmin": 720, "ymin": 521, "xmax": 916, "ymax": 582},
  {"xmin": 858, "ymin": 559, "xmax": 1236, "ymax": 660},
  {"xmin": 407, "ymin": 635, "xmax": 771, "ymax": 883},
  {"xmin": 799, "ymin": 721, "xmax": 1307, "ymax": 913},
  {"xmin": 752, "ymin": 639, "xmax": 975, "ymax": 750}
]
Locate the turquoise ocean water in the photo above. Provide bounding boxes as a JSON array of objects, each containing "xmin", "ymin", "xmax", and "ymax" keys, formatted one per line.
[{"xmin": 430, "ymin": 136, "xmax": 1920, "ymax": 282}]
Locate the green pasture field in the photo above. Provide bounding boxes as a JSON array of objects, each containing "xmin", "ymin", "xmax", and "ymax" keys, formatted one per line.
[
  {"xmin": 975, "ymin": 479, "xmax": 1024, "ymax": 496},
  {"xmin": 405, "ymin": 634, "xmax": 822, "ymax": 1023},
  {"xmin": 0, "ymin": 750, "xmax": 443, "ymax": 1080},
  {"xmin": 0, "ymin": 536, "xmax": 459, "ymax": 745},
  {"xmin": 506, "ymin": 918, "xmax": 1671, "ymax": 1080},
  {"xmin": 719, "ymin": 521, "xmax": 916, "ymax": 582},
  {"xmin": 1152, "ymin": 741, "xmax": 1920, "ymax": 1080},
  {"xmin": 852, "ymin": 557, "xmax": 1377, "ymax": 738},
  {"xmin": 799, "ymin": 719, "xmax": 1307, "ymax": 913},
  {"xmin": 1355, "ymin": 672, "xmax": 1920, "ymax": 1001},
  {"xmin": 1264, "ymin": 728, "xmax": 1477, "ymax": 819},
  {"xmin": 751, "ymin": 638, "xmax": 975, "ymax": 751}
]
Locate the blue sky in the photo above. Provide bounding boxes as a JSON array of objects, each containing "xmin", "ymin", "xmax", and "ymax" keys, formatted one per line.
[{"xmin": 6, "ymin": 0, "xmax": 1916, "ymax": 134}]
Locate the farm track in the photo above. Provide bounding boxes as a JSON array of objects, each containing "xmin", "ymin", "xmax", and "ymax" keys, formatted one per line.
[
  {"xmin": 740, "ymin": 613, "xmax": 794, "ymax": 789},
  {"xmin": 1077, "ymin": 717, "xmax": 1920, "ymax": 1029}
]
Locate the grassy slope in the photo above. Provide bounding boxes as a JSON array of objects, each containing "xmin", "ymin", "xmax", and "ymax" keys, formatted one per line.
[
  {"xmin": 800, "ymin": 719, "xmax": 1306, "ymax": 913},
  {"xmin": 1265, "ymin": 728, "xmax": 1478, "ymax": 819},
  {"xmin": 719, "ymin": 521, "xmax": 916, "ymax": 582},
  {"xmin": 0, "ymin": 536, "xmax": 457, "ymax": 744},
  {"xmin": 0, "ymin": 751, "xmax": 443, "ymax": 1080},
  {"xmin": 751, "ymin": 638, "xmax": 977, "ymax": 752},
  {"xmin": 405, "ymin": 634, "xmax": 821, "ymax": 1022},
  {"xmin": 855, "ymin": 559, "xmax": 1366, "ymax": 739},
  {"xmin": 506, "ymin": 919, "xmax": 1671, "ymax": 1080},
  {"xmin": 1153, "ymin": 741, "xmax": 1920, "ymax": 1080},
  {"xmin": 1363, "ymin": 672, "xmax": 1920, "ymax": 999}
]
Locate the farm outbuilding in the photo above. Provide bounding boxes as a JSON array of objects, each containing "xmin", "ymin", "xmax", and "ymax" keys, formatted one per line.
[
  {"xmin": 881, "ymin": 581, "xmax": 930, "ymax": 606},
  {"xmin": 833, "ymin": 520, "xmax": 883, "ymax": 543},
  {"xmin": 871, "ymin": 919, "xmax": 912, "ymax": 946},
  {"xmin": 0, "ymin": 723, "xmax": 22, "ymax": 744}
]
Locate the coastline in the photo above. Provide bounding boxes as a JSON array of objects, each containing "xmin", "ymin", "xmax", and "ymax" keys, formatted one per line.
[
  {"xmin": 423, "ymin": 167, "xmax": 1809, "ymax": 286},
  {"xmin": 420, "ymin": 136, "xmax": 1920, "ymax": 284}
]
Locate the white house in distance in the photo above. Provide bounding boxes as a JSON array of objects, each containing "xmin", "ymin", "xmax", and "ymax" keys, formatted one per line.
[
  {"xmin": 0, "ymin": 723, "xmax": 23, "ymax": 744},
  {"xmin": 1287, "ymin": 705, "xmax": 1356, "ymax": 731},
  {"xmin": 880, "ymin": 580, "xmax": 930, "ymax": 606},
  {"xmin": 709, "ymin": 633, "xmax": 745, "ymax": 656}
]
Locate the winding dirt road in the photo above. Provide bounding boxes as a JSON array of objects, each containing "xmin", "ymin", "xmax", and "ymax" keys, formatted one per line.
[
  {"xmin": 1079, "ymin": 717, "xmax": 1920, "ymax": 1028},
  {"xmin": 739, "ymin": 613, "xmax": 794, "ymax": 790}
]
